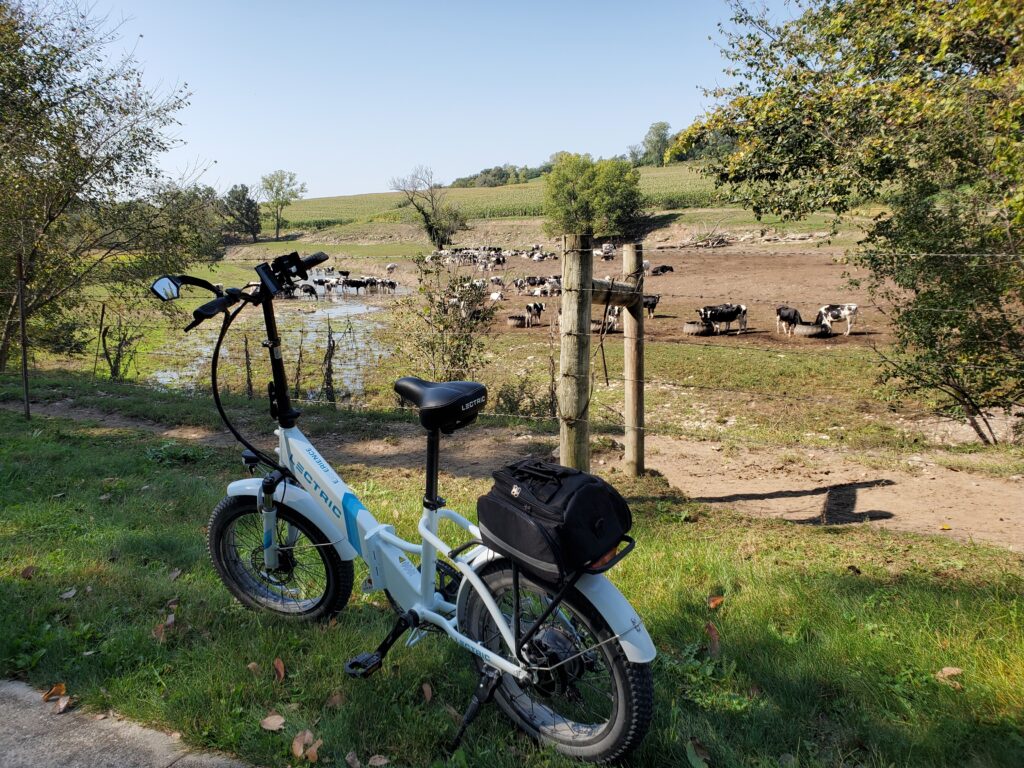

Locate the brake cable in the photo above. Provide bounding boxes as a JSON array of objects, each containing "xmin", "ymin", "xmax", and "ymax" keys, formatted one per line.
[{"xmin": 210, "ymin": 297, "xmax": 282, "ymax": 471}]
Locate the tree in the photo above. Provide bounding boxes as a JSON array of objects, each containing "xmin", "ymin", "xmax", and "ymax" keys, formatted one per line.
[
  {"xmin": 642, "ymin": 122, "xmax": 671, "ymax": 167},
  {"xmin": 220, "ymin": 184, "xmax": 261, "ymax": 242},
  {"xmin": 0, "ymin": 0, "xmax": 223, "ymax": 372},
  {"xmin": 543, "ymin": 154, "xmax": 646, "ymax": 238},
  {"xmin": 671, "ymin": 0, "xmax": 1023, "ymax": 442},
  {"xmin": 390, "ymin": 166, "xmax": 465, "ymax": 250},
  {"xmin": 260, "ymin": 170, "xmax": 306, "ymax": 240},
  {"xmin": 627, "ymin": 144, "xmax": 645, "ymax": 167},
  {"xmin": 390, "ymin": 256, "xmax": 496, "ymax": 381}
]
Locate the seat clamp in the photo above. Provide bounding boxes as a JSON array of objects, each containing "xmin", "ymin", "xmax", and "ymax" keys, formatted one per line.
[{"xmin": 423, "ymin": 495, "xmax": 446, "ymax": 511}]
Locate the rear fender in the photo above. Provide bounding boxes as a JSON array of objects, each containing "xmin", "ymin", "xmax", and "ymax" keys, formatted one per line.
[
  {"xmin": 226, "ymin": 478, "xmax": 358, "ymax": 560},
  {"xmin": 456, "ymin": 550, "xmax": 656, "ymax": 664}
]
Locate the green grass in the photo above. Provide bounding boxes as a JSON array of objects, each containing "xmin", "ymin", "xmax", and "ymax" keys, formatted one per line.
[
  {"xmin": 281, "ymin": 164, "xmax": 721, "ymax": 227},
  {"xmin": 1, "ymin": 409, "xmax": 1022, "ymax": 767}
]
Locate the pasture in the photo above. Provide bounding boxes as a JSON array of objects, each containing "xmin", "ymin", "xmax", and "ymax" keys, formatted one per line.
[{"xmin": 4, "ymin": 204, "xmax": 1023, "ymax": 768}]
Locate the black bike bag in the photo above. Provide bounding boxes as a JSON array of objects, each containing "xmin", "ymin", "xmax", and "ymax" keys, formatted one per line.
[{"xmin": 477, "ymin": 458, "xmax": 632, "ymax": 585}]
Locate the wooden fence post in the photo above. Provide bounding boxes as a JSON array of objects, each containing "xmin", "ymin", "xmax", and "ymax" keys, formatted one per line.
[
  {"xmin": 622, "ymin": 243, "xmax": 644, "ymax": 476},
  {"xmin": 559, "ymin": 233, "xmax": 593, "ymax": 471}
]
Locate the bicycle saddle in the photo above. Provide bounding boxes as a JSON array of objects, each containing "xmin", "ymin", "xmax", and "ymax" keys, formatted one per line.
[{"xmin": 394, "ymin": 377, "xmax": 488, "ymax": 433}]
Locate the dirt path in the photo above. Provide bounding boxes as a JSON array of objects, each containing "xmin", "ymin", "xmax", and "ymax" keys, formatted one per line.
[
  {"xmin": 639, "ymin": 435, "xmax": 1023, "ymax": 552},
  {"xmin": 6, "ymin": 401, "xmax": 1021, "ymax": 552}
]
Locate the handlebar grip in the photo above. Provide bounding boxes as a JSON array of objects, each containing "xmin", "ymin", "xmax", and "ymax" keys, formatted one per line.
[
  {"xmin": 185, "ymin": 294, "xmax": 239, "ymax": 331},
  {"xmin": 302, "ymin": 251, "xmax": 329, "ymax": 270}
]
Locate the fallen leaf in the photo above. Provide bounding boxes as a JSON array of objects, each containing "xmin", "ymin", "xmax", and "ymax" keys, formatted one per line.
[
  {"xmin": 345, "ymin": 750, "xmax": 361, "ymax": 768},
  {"xmin": 847, "ymin": 565, "xmax": 862, "ymax": 576},
  {"xmin": 42, "ymin": 683, "xmax": 66, "ymax": 702},
  {"xmin": 305, "ymin": 738, "xmax": 323, "ymax": 763},
  {"xmin": 152, "ymin": 623, "xmax": 165, "ymax": 643},
  {"xmin": 292, "ymin": 729, "xmax": 314, "ymax": 759},
  {"xmin": 82, "ymin": 651, "xmax": 95, "ymax": 657},
  {"xmin": 707, "ymin": 595, "xmax": 725, "ymax": 610},
  {"xmin": 92, "ymin": 713, "xmax": 106, "ymax": 721},
  {"xmin": 246, "ymin": 662, "xmax": 261, "ymax": 676},
  {"xmin": 170, "ymin": 732, "xmax": 181, "ymax": 741},
  {"xmin": 273, "ymin": 657, "xmax": 286, "ymax": 683},
  {"xmin": 422, "ymin": 682, "xmax": 433, "ymax": 703},
  {"xmin": 328, "ymin": 618, "xmax": 338, "ymax": 628},
  {"xmin": 935, "ymin": 667, "xmax": 964, "ymax": 689},
  {"xmin": 260, "ymin": 712, "xmax": 285, "ymax": 731},
  {"xmin": 20, "ymin": 565, "xmax": 37, "ymax": 580},
  {"xmin": 51, "ymin": 492, "xmax": 66, "ymax": 499},
  {"xmin": 59, "ymin": 587, "xmax": 77, "ymax": 600},
  {"xmin": 940, "ymin": 524, "xmax": 952, "ymax": 531},
  {"xmin": 98, "ymin": 493, "xmax": 112, "ymax": 501},
  {"xmin": 368, "ymin": 756, "xmax": 389, "ymax": 767},
  {"xmin": 443, "ymin": 703, "xmax": 462, "ymax": 725},
  {"xmin": 165, "ymin": 597, "xmax": 180, "ymax": 610},
  {"xmin": 168, "ymin": 568, "xmax": 182, "ymax": 582},
  {"xmin": 85, "ymin": 585, "xmax": 93, "ymax": 594},
  {"xmin": 164, "ymin": 613, "xmax": 175, "ymax": 630},
  {"xmin": 53, "ymin": 695, "xmax": 72, "ymax": 714},
  {"xmin": 686, "ymin": 737, "xmax": 710, "ymax": 768},
  {"xmin": 705, "ymin": 622, "xmax": 721, "ymax": 658},
  {"xmin": 285, "ymin": 702, "xmax": 301, "ymax": 711},
  {"xmin": 325, "ymin": 690, "xmax": 344, "ymax": 708}
]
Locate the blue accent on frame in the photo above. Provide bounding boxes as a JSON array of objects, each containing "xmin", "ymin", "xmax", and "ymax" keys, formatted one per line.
[
  {"xmin": 263, "ymin": 530, "xmax": 273, "ymax": 548},
  {"xmin": 341, "ymin": 492, "xmax": 365, "ymax": 555}
]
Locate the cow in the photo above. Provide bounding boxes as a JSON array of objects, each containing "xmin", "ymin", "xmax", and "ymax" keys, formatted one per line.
[
  {"xmin": 342, "ymin": 278, "xmax": 367, "ymax": 294},
  {"xmin": 642, "ymin": 294, "xmax": 661, "ymax": 319},
  {"xmin": 385, "ymin": 262, "xmax": 398, "ymax": 274},
  {"xmin": 525, "ymin": 302, "xmax": 545, "ymax": 327},
  {"xmin": 650, "ymin": 265, "xmax": 674, "ymax": 276},
  {"xmin": 489, "ymin": 276, "xmax": 504, "ymax": 286},
  {"xmin": 775, "ymin": 305, "xmax": 803, "ymax": 336},
  {"xmin": 489, "ymin": 291, "xmax": 505, "ymax": 302},
  {"xmin": 642, "ymin": 260, "xmax": 651, "ymax": 275},
  {"xmin": 697, "ymin": 303, "xmax": 748, "ymax": 334},
  {"xmin": 300, "ymin": 284, "xmax": 318, "ymax": 300},
  {"xmin": 815, "ymin": 303, "xmax": 858, "ymax": 335}
]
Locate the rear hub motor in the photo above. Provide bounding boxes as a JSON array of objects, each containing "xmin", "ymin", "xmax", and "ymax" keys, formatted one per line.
[{"xmin": 527, "ymin": 626, "xmax": 586, "ymax": 697}]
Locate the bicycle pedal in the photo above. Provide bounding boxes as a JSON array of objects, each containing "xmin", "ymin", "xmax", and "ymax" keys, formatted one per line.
[{"xmin": 344, "ymin": 652, "xmax": 383, "ymax": 679}]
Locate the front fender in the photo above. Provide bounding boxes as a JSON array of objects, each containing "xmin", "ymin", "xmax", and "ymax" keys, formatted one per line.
[
  {"xmin": 226, "ymin": 478, "xmax": 358, "ymax": 560},
  {"xmin": 456, "ymin": 551, "xmax": 656, "ymax": 664}
]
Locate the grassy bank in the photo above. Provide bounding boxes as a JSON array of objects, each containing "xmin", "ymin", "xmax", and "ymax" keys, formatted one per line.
[{"xmin": 1, "ymin": 409, "xmax": 1022, "ymax": 767}]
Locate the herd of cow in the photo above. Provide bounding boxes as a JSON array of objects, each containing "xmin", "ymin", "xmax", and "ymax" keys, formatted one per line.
[{"xmin": 281, "ymin": 266, "xmax": 399, "ymax": 300}]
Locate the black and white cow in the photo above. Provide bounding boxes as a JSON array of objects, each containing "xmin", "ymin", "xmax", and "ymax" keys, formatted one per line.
[
  {"xmin": 642, "ymin": 294, "xmax": 661, "ymax": 318},
  {"xmin": 697, "ymin": 303, "xmax": 747, "ymax": 334},
  {"xmin": 649, "ymin": 265, "xmax": 674, "ymax": 276},
  {"xmin": 300, "ymin": 284, "xmax": 318, "ymax": 300},
  {"xmin": 775, "ymin": 305, "xmax": 803, "ymax": 336},
  {"xmin": 814, "ymin": 303, "xmax": 858, "ymax": 335},
  {"xmin": 525, "ymin": 302, "xmax": 545, "ymax": 327}
]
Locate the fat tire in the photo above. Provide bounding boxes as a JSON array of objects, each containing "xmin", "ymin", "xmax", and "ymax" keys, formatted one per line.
[
  {"xmin": 207, "ymin": 495, "xmax": 353, "ymax": 621},
  {"xmin": 460, "ymin": 561, "xmax": 653, "ymax": 763}
]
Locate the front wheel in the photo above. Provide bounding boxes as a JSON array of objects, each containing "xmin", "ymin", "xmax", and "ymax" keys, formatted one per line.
[
  {"xmin": 208, "ymin": 496, "xmax": 353, "ymax": 620},
  {"xmin": 459, "ymin": 561, "xmax": 653, "ymax": 763}
]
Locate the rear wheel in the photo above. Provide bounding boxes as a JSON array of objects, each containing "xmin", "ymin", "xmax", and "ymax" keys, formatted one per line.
[
  {"xmin": 459, "ymin": 562, "xmax": 653, "ymax": 762},
  {"xmin": 208, "ymin": 496, "xmax": 353, "ymax": 620}
]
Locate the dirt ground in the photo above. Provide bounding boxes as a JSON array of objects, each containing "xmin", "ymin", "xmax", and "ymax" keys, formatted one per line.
[{"xmin": 7, "ymin": 401, "xmax": 1021, "ymax": 553}]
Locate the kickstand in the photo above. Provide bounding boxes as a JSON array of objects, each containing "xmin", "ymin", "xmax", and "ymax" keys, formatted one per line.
[
  {"xmin": 344, "ymin": 611, "xmax": 417, "ymax": 679},
  {"xmin": 450, "ymin": 666, "xmax": 501, "ymax": 752}
]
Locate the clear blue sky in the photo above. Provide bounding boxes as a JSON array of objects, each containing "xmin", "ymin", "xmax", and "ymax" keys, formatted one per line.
[{"xmin": 97, "ymin": 0, "xmax": 787, "ymax": 198}]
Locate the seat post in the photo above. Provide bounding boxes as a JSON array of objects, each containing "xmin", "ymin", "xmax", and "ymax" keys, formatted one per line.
[{"xmin": 424, "ymin": 428, "xmax": 441, "ymax": 509}]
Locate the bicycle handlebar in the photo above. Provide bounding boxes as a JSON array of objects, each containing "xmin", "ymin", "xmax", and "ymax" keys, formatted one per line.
[{"xmin": 184, "ymin": 293, "xmax": 240, "ymax": 332}]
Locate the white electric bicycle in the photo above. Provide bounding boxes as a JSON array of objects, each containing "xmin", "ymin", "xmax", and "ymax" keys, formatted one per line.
[{"xmin": 150, "ymin": 252, "xmax": 655, "ymax": 761}]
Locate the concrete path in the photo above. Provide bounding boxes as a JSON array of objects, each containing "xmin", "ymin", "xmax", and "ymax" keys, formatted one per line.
[{"xmin": 0, "ymin": 681, "xmax": 252, "ymax": 768}]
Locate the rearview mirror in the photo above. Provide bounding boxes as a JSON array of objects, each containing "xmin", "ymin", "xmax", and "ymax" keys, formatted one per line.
[{"xmin": 151, "ymin": 275, "xmax": 182, "ymax": 301}]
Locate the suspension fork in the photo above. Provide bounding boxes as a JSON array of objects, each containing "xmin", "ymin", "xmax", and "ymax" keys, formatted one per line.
[{"xmin": 257, "ymin": 470, "xmax": 286, "ymax": 569}]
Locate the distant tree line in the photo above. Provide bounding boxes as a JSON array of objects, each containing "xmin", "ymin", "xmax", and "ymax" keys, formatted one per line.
[{"xmin": 450, "ymin": 161, "xmax": 553, "ymax": 188}]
